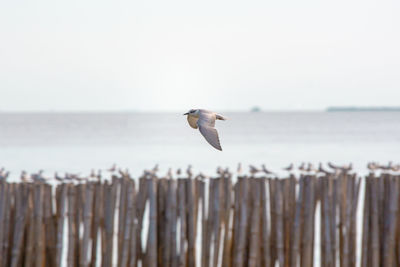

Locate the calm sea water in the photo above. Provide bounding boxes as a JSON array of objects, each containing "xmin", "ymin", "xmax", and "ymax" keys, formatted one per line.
[{"xmin": 0, "ymin": 111, "xmax": 399, "ymax": 179}]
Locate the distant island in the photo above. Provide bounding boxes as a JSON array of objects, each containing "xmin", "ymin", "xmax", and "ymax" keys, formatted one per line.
[
  {"xmin": 327, "ymin": 106, "xmax": 400, "ymax": 112},
  {"xmin": 251, "ymin": 106, "xmax": 262, "ymax": 112}
]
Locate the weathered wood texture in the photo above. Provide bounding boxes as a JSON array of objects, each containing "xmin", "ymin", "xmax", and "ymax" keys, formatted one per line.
[{"xmin": 0, "ymin": 171, "xmax": 399, "ymax": 266}]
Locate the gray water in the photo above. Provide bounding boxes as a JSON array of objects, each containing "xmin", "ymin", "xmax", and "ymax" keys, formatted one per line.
[{"xmin": 0, "ymin": 111, "xmax": 399, "ymax": 178}]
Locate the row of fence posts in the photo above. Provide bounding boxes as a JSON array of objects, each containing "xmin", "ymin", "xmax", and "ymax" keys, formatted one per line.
[{"xmin": 0, "ymin": 171, "xmax": 399, "ymax": 266}]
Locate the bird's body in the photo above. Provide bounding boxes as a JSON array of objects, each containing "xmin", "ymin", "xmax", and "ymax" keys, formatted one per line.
[
  {"xmin": 237, "ymin": 163, "xmax": 243, "ymax": 175},
  {"xmin": 318, "ymin": 163, "xmax": 332, "ymax": 175},
  {"xmin": 184, "ymin": 109, "xmax": 226, "ymax": 151},
  {"xmin": 306, "ymin": 163, "xmax": 317, "ymax": 173},
  {"xmin": 261, "ymin": 164, "xmax": 276, "ymax": 175},
  {"xmin": 298, "ymin": 162, "xmax": 306, "ymax": 171},
  {"xmin": 327, "ymin": 162, "xmax": 339, "ymax": 170},
  {"xmin": 186, "ymin": 165, "xmax": 193, "ymax": 177},
  {"xmin": 107, "ymin": 164, "xmax": 117, "ymax": 172},
  {"xmin": 249, "ymin": 165, "xmax": 261, "ymax": 175},
  {"xmin": 367, "ymin": 162, "xmax": 378, "ymax": 171},
  {"xmin": 283, "ymin": 163, "xmax": 293, "ymax": 171}
]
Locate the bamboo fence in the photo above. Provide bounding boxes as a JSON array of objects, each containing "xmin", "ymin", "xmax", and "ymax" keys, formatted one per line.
[{"xmin": 0, "ymin": 169, "xmax": 399, "ymax": 266}]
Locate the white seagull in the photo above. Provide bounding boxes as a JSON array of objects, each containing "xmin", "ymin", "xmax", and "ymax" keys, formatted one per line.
[{"xmin": 183, "ymin": 109, "xmax": 227, "ymax": 151}]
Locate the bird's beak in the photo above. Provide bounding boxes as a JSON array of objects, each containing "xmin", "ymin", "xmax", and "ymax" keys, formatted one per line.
[{"xmin": 183, "ymin": 112, "xmax": 189, "ymax": 115}]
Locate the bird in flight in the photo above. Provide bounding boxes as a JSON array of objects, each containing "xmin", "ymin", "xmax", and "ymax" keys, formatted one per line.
[{"xmin": 183, "ymin": 109, "xmax": 227, "ymax": 151}]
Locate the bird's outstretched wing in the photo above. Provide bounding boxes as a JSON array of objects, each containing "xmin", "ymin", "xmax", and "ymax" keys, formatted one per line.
[
  {"xmin": 197, "ymin": 115, "xmax": 222, "ymax": 151},
  {"xmin": 187, "ymin": 115, "xmax": 198, "ymax": 129}
]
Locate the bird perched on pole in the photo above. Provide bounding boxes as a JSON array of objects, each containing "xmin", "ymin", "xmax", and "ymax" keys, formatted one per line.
[
  {"xmin": 166, "ymin": 168, "xmax": 173, "ymax": 179},
  {"xmin": 216, "ymin": 166, "xmax": 224, "ymax": 176},
  {"xmin": 262, "ymin": 164, "xmax": 276, "ymax": 176},
  {"xmin": 54, "ymin": 172, "xmax": 64, "ymax": 182},
  {"xmin": 391, "ymin": 164, "xmax": 400, "ymax": 172},
  {"xmin": 283, "ymin": 163, "xmax": 293, "ymax": 172},
  {"xmin": 249, "ymin": 165, "xmax": 261, "ymax": 176},
  {"xmin": 306, "ymin": 163, "xmax": 317, "ymax": 173},
  {"xmin": 21, "ymin": 171, "xmax": 30, "ymax": 183},
  {"xmin": 186, "ymin": 165, "xmax": 193, "ymax": 178},
  {"xmin": 318, "ymin": 163, "xmax": 332, "ymax": 175},
  {"xmin": 152, "ymin": 164, "xmax": 159, "ymax": 173},
  {"xmin": 298, "ymin": 162, "xmax": 306, "ymax": 172},
  {"xmin": 341, "ymin": 163, "xmax": 353, "ymax": 172},
  {"xmin": 237, "ymin": 163, "xmax": 243, "ymax": 176},
  {"xmin": 327, "ymin": 162, "xmax": 339, "ymax": 170},
  {"xmin": 107, "ymin": 164, "xmax": 117, "ymax": 172},
  {"xmin": 379, "ymin": 161, "xmax": 393, "ymax": 171},
  {"xmin": 367, "ymin": 162, "xmax": 378, "ymax": 171},
  {"xmin": 183, "ymin": 109, "xmax": 227, "ymax": 151}
]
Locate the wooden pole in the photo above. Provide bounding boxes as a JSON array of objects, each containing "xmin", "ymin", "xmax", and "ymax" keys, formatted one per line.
[
  {"xmin": 291, "ymin": 176, "xmax": 304, "ymax": 267},
  {"xmin": 56, "ymin": 183, "xmax": 68, "ymax": 267},
  {"xmin": 146, "ymin": 178, "xmax": 157, "ymax": 267},
  {"xmin": 33, "ymin": 184, "xmax": 45, "ymax": 267},
  {"xmin": 260, "ymin": 178, "xmax": 271, "ymax": 267},
  {"xmin": 178, "ymin": 179, "xmax": 187, "ymax": 267},
  {"xmin": 81, "ymin": 183, "xmax": 94, "ymax": 267},
  {"xmin": 234, "ymin": 178, "xmax": 248, "ymax": 267},
  {"xmin": 67, "ymin": 184, "xmax": 77, "ymax": 267},
  {"xmin": 91, "ymin": 181, "xmax": 103, "ymax": 267},
  {"xmin": 128, "ymin": 180, "xmax": 138, "ymax": 267},
  {"xmin": 120, "ymin": 179, "xmax": 134, "ymax": 267},
  {"xmin": 10, "ymin": 184, "xmax": 29, "ymax": 267},
  {"xmin": 248, "ymin": 179, "xmax": 260, "ymax": 267}
]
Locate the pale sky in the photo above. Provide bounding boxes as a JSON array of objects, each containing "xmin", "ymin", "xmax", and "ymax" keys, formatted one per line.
[{"xmin": 0, "ymin": 0, "xmax": 399, "ymax": 111}]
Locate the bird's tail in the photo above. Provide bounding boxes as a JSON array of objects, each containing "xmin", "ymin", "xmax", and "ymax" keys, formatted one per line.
[{"xmin": 216, "ymin": 114, "xmax": 227, "ymax": 120}]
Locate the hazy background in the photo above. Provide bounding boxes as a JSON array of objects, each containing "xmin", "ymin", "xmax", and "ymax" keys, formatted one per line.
[
  {"xmin": 1, "ymin": 0, "xmax": 399, "ymax": 178},
  {"xmin": 1, "ymin": 0, "xmax": 400, "ymax": 112}
]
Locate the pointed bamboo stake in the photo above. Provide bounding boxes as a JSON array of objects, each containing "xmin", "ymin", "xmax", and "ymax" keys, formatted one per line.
[
  {"xmin": 120, "ymin": 180, "xmax": 134, "ymax": 267},
  {"xmin": 269, "ymin": 177, "xmax": 277, "ymax": 266},
  {"xmin": 136, "ymin": 177, "xmax": 149, "ymax": 263},
  {"xmin": 56, "ymin": 183, "xmax": 67, "ymax": 266},
  {"xmin": 382, "ymin": 177, "xmax": 399, "ymax": 267},
  {"xmin": 301, "ymin": 176, "xmax": 315, "ymax": 267},
  {"xmin": 170, "ymin": 179, "xmax": 178, "ymax": 267},
  {"xmin": 178, "ymin": 179, "xmax": 187, "ymax": 267},
  {"xmin": 291, "ymin": 176, "xmax": 304, "ymax": 267},
  {"xmin": 231, "ymin": 182, "xmax": 240, "ymax": 266},
  {"xmin": 24, "ymin": 184, "xmax": 35, "ymax": 267},
  {"xmin": 2, "ymin": 183, "xmax": 13, "ymax": 267},
  {"xmin": 128, "ymin": 179, "xmax": 138, "ymax": 267},
  {"xmin": 370, "ymin": 178, "xmax": 380, "ymax": 266},
  {"xmin": 103, "ymin": 180, "xmax": 118, "ymax": 267},
  {"xmin": 204, "ymin": 179, "xmax": 215, "ymax": 267},
  {"xmin": 91, "ymin": 181, "xmax": 103, "ymax": 267},
  {"xmin": 234, "ymin": 178, "xmax": 248, "ymax": 267},
  {"xmin": 260, "ymin": 178, "xmax": 270, "ymax": 267},
  {"xmin": 146, "ymin": 178, "xmax": 157, "ymax": 267},
  {"xmin": 33, "ymin": 184, "xmax": 45, "ymax": 267},
  {"xmin": 349, "ymin": 176, "xmax": 360, "ymax": 266},
  {"xmin": 67, "ymin": 184, "xmax": 77, "ymax": 267},
  {"xmin": 157, "ymin": 179, "xmax": 167, "ymax": 267},
  {"xmin": 10, "ymin": 184, "xmax": 29, "ymax": 267},
  {"xmin": 248, "ymin": 179, "xmax": 260, "ymax": 267},
  {"xmin": 74, "ymin": 183, "xmax": 84, "ymax": 266},
  {"xmin": 200, "ymin": 179, "xmax": 208, "ymax": 267},
  {"xmin": 211, "ymin": 178, "xmax": 222, "ymax": 267},
  {"xmin": 43, "ymin": 184, "xmax": 57, "ymax": 266},
  {"xmin": 0, "ymin": 182, "xmax": 8, "ymax": 267},
  {"xmin": 186, "ymin": 177, "xmax": 197, "ymax": 267},
  {"xmin": 221, "ymin": 176, "xmax": 233, "ymax": 267},
  {"xmin": 81, "ymin": 183, "xmax": 94, "ymax": 267},
  {"xmin": 274, "ymin": 179, "xmax": 284, "ymax": 267},
  {"xmin": 118, "ymin": 178, "xmax": 128, "ymax": 267}
]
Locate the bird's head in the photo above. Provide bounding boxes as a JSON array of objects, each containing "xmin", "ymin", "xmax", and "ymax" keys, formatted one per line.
[{"xmin": 183, "ymin": 109, "xmax": 199, "ymax": 117}]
